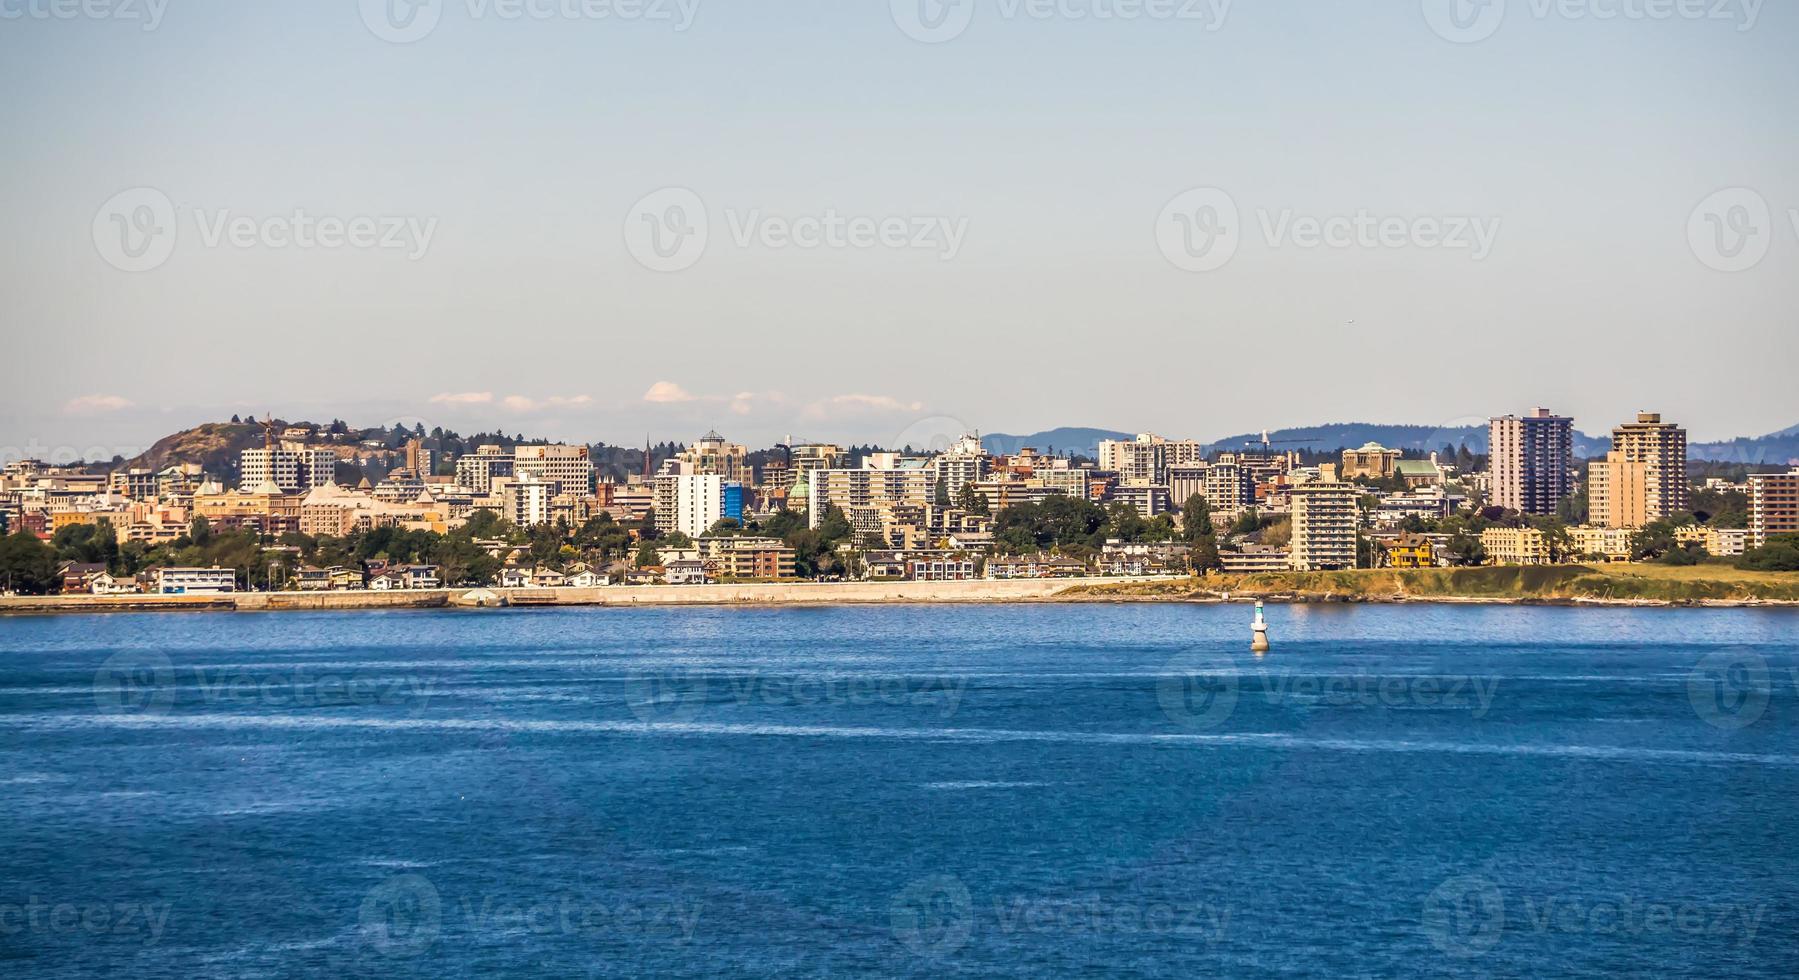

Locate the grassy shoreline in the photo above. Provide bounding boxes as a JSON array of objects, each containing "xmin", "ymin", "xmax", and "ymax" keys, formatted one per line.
[
  {"xmin": 3, "ymin": 566, "xmax": 1799, "ymax": 614},
  {"xmin": 1064, "ymin": 565, "xmax": 1799, "ymax": 606}
]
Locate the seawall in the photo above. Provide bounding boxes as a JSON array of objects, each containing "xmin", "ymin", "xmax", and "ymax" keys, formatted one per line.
[{"xmin": 0, "ymin": 576, "xmax": 1188, "ymax": 615}]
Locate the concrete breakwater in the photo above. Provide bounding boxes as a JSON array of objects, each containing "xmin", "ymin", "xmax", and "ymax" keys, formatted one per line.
[{"xmin": 0, "ymin": 577, "xmax": 1187, "ymax": 615}]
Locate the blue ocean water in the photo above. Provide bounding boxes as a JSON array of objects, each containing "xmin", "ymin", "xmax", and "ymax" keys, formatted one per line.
[{"xmin": 1, "ymin": 603, "xmax": 1795, "ymax": 978}]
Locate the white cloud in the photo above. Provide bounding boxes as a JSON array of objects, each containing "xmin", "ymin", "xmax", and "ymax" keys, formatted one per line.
[
  {"xmin": 429, "ymin": 391, "xmax": 495, "ymax": 406},
  {"xmin": 802, "ymin": 394, "xmax": 926, "ymax": 420},
  {"xmin": 63, "ymin": 394, "xmax": 134, "ymax": 415},
  {"xmin": 501, "ymin": 394, "xmax": 594, "ymax": 413},
  {"xmin": 643, "ymin": 381, "xmax": 697, "ymax": 404}
]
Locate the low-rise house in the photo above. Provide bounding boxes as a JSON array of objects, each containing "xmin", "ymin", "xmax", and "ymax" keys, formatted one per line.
[
  {"xmin": 497, "ymin": 565, "xmax": 532, "ymax": 589},
  {"xmin": 1099, "ymin": 540, "xmax": 1190, "ymax": 576},
  {"xmin": 294, "ymin": 566, "xmax": 333, "ymax": 591},
  {"xmin": 665, "ymin": 559, "xmax": 709, "ymax": 586},
  {"xmin": 397, "ymin": 565, "xmax": 441, "ymax": 589},
  {"xmin": 57, "ymin": 562, "xmax": 110, "ymax": 595},
  {"xmin": 155, "ymin": 567, "xmax": 238, "ymax": 595},
  {"xmin": 1218, "ymin": 545, "xmax": 1292, "ymax": 574},
  {"xmin": 909, "ymin": 554, "xmax": 976, "ymax": 581},
  {"xmin": 529, "ymin": 567, "xmax": 566, "ymax": 588},
  {"xmin": 88, "ymin": 570, "xmax": 139, "ymax": 595},
  {"xmin": 1382, "ymin": 533, "xmax": 1437, "ymax": 569},
  {"xmin": 625, "ymin": 567, "xmax": 663, "ymax": 586},
  {"xmin": 564, "ymin": 564, "xmax": 606, "ymax": 588},
  {"xmin": 985, "ymin": 554, "xmax": 1089, "ymax": 580}
]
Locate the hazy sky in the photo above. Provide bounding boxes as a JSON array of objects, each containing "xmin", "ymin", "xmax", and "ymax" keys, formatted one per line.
[{"xmin": 3, "ymin": 0, "xmax": 1796, "ymax": 461}]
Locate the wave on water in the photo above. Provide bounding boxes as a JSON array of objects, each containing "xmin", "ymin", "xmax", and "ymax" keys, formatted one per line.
[{"xmin": 7, "ymin": 711, "xmax": 1795, "ymax": 768}]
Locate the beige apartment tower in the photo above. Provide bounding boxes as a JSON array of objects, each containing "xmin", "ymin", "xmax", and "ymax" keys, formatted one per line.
[
  {"xmin": 1601, "ymin": 412, "xmax": 1688, "ymax": 521},
  {"xmin": 1289, "ymin": 480, "xmax": 1360, "ymax": 571}
]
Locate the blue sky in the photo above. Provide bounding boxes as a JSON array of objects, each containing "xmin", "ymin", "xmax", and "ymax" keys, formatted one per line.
[{"xmin": 3, "ymin": 0, "xmax": 1796, "ymax": 460}]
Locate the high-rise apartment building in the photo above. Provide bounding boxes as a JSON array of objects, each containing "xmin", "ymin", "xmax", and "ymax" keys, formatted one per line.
[
  {"xmin": 455, "ymin": 445, "xmax": 515, "ymax": 494},
  {"xmin": 240, "ymin": 447, "xmax": 335, "ymax": 494},
  {"xmin": 1289, "ymin": 480, "xmax": 1360, "ymax": 571},
  {"xmin": 1602, "ymin": 412, "xmax": 1688, "ymax": 521},
  {"xmin": 1488, "ymin": 408, "xmax": 1574, "ymax": 515},
  {"xmin": 1203, "ymin": 454, "xmax": 1254, "ymax": 517},
  {"xmin": 654, "ymin": 472, "xmax": 725, "ymax": 538},
  {"xmin": 1748, "ymin": 469, "xmax": 1799, "ymax": 548},
  {"xmin": 806, "ymin": 464, "xmax": 934, "ymax": 530},
  {"xmin": 1588, "ymin": 453, "xmax": 1651, "ymax": 529},
  {"xmin": 1098, "ymin": 434, "xmax": 1204, "ymax": 487},
  {"xmin": 513, "ymin": 445, "xmax": 594, "ymax": 496},
  {"xmin": 926, "ymin": 435, "xmax": 989, "ymax": 500}
]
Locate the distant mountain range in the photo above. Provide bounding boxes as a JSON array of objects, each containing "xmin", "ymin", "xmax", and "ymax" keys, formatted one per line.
[{"xmin": 985, "ymin": 422, "xmax": 1799, "ymax": 465}]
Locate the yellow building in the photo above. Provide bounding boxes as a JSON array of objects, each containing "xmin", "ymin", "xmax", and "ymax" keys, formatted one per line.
[
  {"xmin": 1383, "ymin": 533, "xmax": 1436, "ymax": 569},
  {"xmin": 1569, "ymin": 525, "xmax": 1635, "ymax": 562},
  {"xmin": 1481, "ymin": 527, "xmax": 1551, "ymax": 566}
]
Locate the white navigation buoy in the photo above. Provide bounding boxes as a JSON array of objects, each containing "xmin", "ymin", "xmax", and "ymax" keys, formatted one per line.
[{"xmin": 1251, "ymin": 600, "xmax": 1270, "ymax": 653}]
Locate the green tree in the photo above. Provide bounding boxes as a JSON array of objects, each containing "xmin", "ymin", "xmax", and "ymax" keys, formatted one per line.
[
  {"xmin": 1180, "ymin": 494, "xmax": 1215, "ymax": 541},
  {"xmin": 956, "ymin": 482, "xmax": 989, "ymax": 516},
  {"xmin": 0, "ymin": 531, "xmax": 59, "ymax": 594},
  {"xmin": 1739, "ymin": 534, "xmax": 1799, "ymax": 572}
]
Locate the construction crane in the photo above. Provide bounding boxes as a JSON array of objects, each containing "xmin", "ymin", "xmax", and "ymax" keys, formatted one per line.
[{"xmin": 1243, "ymin": 430, "xmax": 1315, "ymax": 451}]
